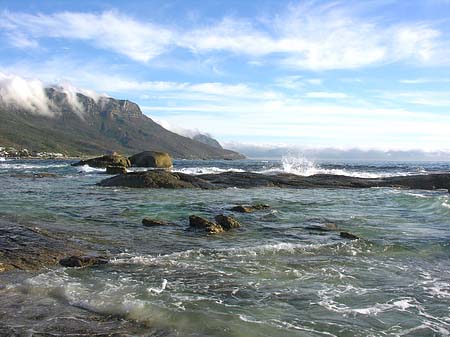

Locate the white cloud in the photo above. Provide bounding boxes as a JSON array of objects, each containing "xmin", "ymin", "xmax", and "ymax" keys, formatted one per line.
[
  {"xmin": 304, "ymin": 92, "xmax": 348, "ymax": 99},
  {"xmin": 2, "ymin": 3, "xmax": 449, "ymax": 69}
]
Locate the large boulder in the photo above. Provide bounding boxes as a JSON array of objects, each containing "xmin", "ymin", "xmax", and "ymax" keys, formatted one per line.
[
  {"xmin": 129, "ymin": 151, "xmax": 172, "ymax": 168},
  {"xmin": 72, "ymin": 154, "xmax": 131, "ymax": 168}
]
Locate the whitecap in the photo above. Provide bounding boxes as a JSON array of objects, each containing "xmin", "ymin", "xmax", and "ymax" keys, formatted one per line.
[{"xmin": 78, "ymin": 164, "xmax": 105, "ymax": 173}]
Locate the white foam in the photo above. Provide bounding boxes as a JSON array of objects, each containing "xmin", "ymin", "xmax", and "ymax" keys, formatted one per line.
[
  {"xmin": 0, "ymin": 157, "xmax": 5, "ymax": 162},
  {"xmin": 77, "ymin": 164, "xmax": 105, "ymax": 173},
  {"xmin": 173, "ymin": 167, "xmax": 245, "ymax": 175},
  {"xmin": 0, "ymin": 162, "xmax": 67, "ymax": 170},
  {"xmin": 147, "ymin": 279, "xmax": 168, "ymax": 294}
]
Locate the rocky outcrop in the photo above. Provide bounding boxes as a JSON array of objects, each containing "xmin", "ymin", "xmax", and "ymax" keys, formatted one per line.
[
  {"xmin": 0, "ymin": 220, "xmax": 84, "ymax": 272},
  {"xmin": 214, "ymin": 214, "xmax": 241, "ymax": 230},
  {"xmin": 230, "ymin": 204, "xmax": 270, "ymax": 213},
  {"xmin": 142, "ymin": 218, "xmax": 173, "ymax": 227},
  {"xmin": 106, "ymin": 166, "xmax": 127, "ymax": 175},
  {"xmin": 129, "ymin": 151, "xmax": 172, "ymax": 168},
  {"xmin": 98, "ymin": 170, "xmax": 216, "ymax": 189},
  {"xmin": 59, "ymin": 255, "xmax": 109, "ymax": 268},
  {"xmin": 73, "ymin": 154, "xmax": 131, "ymax": 168},
  {"xmin": 189, "ymin": 215, "xmax": 224, "ymax": 234}
]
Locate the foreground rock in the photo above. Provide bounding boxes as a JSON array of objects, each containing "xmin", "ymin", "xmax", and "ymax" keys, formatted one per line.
[
  {"xmin": 0, "ymin": 220, "xmax": 84, "ymax": 272},
  {"xmin": 99, "ymin": 170, "xmax": 450, "ymax": 191},
  {"xmin": 142, "ymin": 218, "xmax": 173, "ymax": 227},
  {"xmin": 72, "ymin": 154, "xmax": 131, "ymax": 168},
  {"xmin": 59, "ymin": 255, "xmax": 108, "ymax": 268},
  {"xmin": 230, "ymin": 204, "xmax": 270, "ymax": 213},
  {"xmin": 189, "ymin": 215, "xmax": 224, "ymax": 233},
  {"xmin": 214, "ymin": 214, "xmax": 241, "ymax": 230},
  {"xmin": 129, "ymin": 151, "xmax": 172, "ymax": 168},
  {"xmin": 340, "ymin": 232, "xmax": 360, "ymax": 240}
]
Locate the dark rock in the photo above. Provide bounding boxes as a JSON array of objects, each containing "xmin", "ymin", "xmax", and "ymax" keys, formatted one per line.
[
  {"xmin": 72, "ymin": 154, "xmax": 131, "ymax": 168},
  {"xmin": 98, "ymin": 170, "xmax": 450, "ymax": 191},
  {"xmin": 340, "ymin": 231, "xmax": 360, "ymax": 240},
  {"xmin": 59, "ymin": 255, "xmax": 109, "ymax": 268},
  {"xmin": 142, "ymin": 218, "xmax": 172, "ymax": 227},
  {"xmin": 98, "ymin": 170, "xmax": 216, "ymax": 189},
  {"xmin": 189, "ymin": 215, "xmax": 224, "ymax": 234},
  {"xmin": 129, "ymin": 151, "xmax": 172, "ymax": 168},
  {"xmin": 106, "ymin": 165, "xmax": 127, "ymax": 175},
  {"xmin": 230, "ymin": 204, "xmax": 270, "ymax": 213},
  {"xmin": 0, "ymin": 220, "xmax": 84, "ymax": 272},
  {"xmin": 214, "ymin": 214, "xmax": 241, "ymax": 230}
]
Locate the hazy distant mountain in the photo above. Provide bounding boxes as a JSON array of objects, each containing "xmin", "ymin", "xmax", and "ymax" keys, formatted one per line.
[
  {"xmin": 0, "ymin": 88, "xmax": 244, "ymax": 159},
  {"xmin": 192, "ymin": 134, "xmax": 223, "ymax": 149}
]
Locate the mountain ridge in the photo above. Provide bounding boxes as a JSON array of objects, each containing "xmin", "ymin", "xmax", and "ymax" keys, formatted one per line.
[{"xmin": 0, "ymin": 88, "xmax": 244, "ymax": 159}]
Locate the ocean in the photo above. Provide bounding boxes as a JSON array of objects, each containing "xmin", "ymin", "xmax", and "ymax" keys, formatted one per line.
[{"xmin": 1, "ymin": 157, "xmax": 450, "ymax": 336}]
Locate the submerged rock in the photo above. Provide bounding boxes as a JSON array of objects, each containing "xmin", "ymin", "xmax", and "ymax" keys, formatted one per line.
[
  {"xmin": 142, "ymin": 218, "xmax": 173, "ymax": 227},
  {"xmin": 11, "ymin": 173, "xmax": 60, "ymax": 179},
  {"xmin": 230, "ymin": 204, "xmax": 270, "ymax": 213},
  {"xmin": 59, "ymin": 255, "xmax": 109, "ymax": 268},
  {"xmin": 339, "ymin": 232, "xmax": 360, "ymax": 240},
  {"xmin": 72, "ymin": 154, "xmax": 131, "ymax": 168},
  {"xmin": 189, "ymin": 215, "xmax": 224, "ymax": 234},
  {"xmin": 106, "ymin": 165, "xmax": 127, "ymax": 175},
  {"xmin": 129, "ymin": 151, "xmax": 172, "ymax": 168},
  {"xmin": 214, "ymin": 214, "xmax": 241, "ymax": 230}
]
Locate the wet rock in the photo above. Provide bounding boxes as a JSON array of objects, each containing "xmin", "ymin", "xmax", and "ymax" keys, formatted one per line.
[
  {"xmin": 214, "ymin": 214, "xmax": 241, "ymax": 230},
  {"xmin": 59, "ymin": 255, "xmax": 109, "ymax": 268},
  {"xmin": 72, "ymin": 154, "xmax": 131, "ymax": 168},
  {"xmin": 339, "ymin": 231, "xmax": 360, "ymax": 240},
  {"xmin": 0, "ymin": 220, "xmax": 84, "ymax": 272},
  {"xmin": 98, "ymin": 170, "xmax": 450, "ymax": 191},
  {"xmin": 129, "ymin": 151, "xmax": 172, "ymax": 168},
  {"xmin": 142, "ymin": 218, "xmax": 173, "ymax": 227},
  {"xmin": 189, "ymin": 215, "xmax": 224, "ymax": 234},
  {"xmin": 106, "ymin": 165, "xmax": 127, "ymax": 175},
  {"xmin": 98, "ymin": 170, "xmax": 216, "ymax": 189},
  {"xmin": 306, "ymin": 223, "xmax": 339, "ymax": 232},
  {"xmin": 230, "ymin": 204, "xmax": 270, "ymax": 213}
]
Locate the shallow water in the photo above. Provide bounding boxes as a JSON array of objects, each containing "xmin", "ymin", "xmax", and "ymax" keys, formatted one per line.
[{"xmin": 0, "ymin": 158, "xmax": 450, "ymax": 336}]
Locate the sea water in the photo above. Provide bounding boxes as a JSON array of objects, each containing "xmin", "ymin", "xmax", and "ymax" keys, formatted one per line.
[{"xmin": 0, "ymin": 157, "xmax": 449, "ymax": 336}]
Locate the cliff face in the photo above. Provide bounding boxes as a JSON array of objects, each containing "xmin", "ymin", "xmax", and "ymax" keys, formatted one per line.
[{"xmin": 0, "ymin": 89, "xmax": 245, "ymax": 159}]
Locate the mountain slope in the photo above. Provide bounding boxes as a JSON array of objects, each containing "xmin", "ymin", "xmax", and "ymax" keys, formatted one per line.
[{"xmin": 0, "ymin": 88, "xmax": 244, "ymax": 159}]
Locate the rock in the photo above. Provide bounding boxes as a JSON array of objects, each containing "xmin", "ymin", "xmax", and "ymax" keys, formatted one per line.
[
  {"xmin": 230, "ymin": 204, "xmax": 270, "ymax": 213},
  {"xmin": 98, "ymin": 170, "xmax": 216, "ymax": 189},
  {"xmin": 189, "ymin": 215, "xmax": 224, "ymax": 234},
  {"xmin": 97, "ymin": 170, "xmax": 450, "ymax": 191},
  {"xmin": 129, "ymin": 151, "xmax": 173, "ymax": 168},
  {"xmin": 106, "ymin": 166, "xmax": 127, "ymax": 175},
  {"xmin": 306, "ymin": 223, "xmax": 338, "ymax": 232},
  {"xmin": 59, "ymin": 255, "xmax": 109, "ymax": 268},
  {"xmin": 72, "ymin": 154, "xmax": 131, "ymax": 168},
  {"xmin": 142, "ymin": 218, "xmax": 172, "ymax": 227},
  {"xmin": 339, "ymin": 231, "xmax": 360, "ymax": 240},
  {"xmin": 214, "ymin": 214, "xmax": 241, "ymax": 230}
]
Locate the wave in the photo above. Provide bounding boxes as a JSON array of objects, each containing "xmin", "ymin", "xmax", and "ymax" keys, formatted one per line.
[{"xmin": 77, "ymin": 164, "xmax": 105, "ymax": 173}]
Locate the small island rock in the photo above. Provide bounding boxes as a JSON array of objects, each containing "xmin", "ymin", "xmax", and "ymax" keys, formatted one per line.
[
  {"xmin": 72, "ymin": 154, "xmax": 131, "ymax": 168},
  {"xmin": 214, "ymin": 214, "xmax": 241, "ymax": 230},
  {"xmin": 189, "ymin": 215, "xmax": 224, "ymax": 234}
]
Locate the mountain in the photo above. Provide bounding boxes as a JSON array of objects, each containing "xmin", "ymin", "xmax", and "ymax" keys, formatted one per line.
[
  {"xmin": 192, "ymin": 134, "xmax": 223, "ymax": 149},
  {"xmin": 0, "ymin": 88, "xmax": 244, "ymax": 159}
]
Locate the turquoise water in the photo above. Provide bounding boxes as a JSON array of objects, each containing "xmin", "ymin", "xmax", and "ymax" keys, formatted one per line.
[{"xmin": 1, "ymin": 158, "xmax": 450, "ymax": 336}]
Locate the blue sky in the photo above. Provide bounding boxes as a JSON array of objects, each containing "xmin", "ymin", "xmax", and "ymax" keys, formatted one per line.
[{"xmin": 1, "ymin": 0, "xmax": 450, "ymax": 152}]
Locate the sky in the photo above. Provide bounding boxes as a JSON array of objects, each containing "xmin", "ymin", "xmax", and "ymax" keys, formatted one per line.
[{"xmin": 1, "ymin": 0, "xmax": 450, "ymax": 154}]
